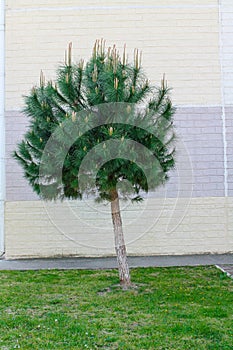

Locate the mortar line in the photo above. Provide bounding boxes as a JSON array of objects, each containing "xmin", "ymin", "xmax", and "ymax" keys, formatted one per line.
[{"xmin": 7, "ymin": 4, "xmax": 218, "ymax": 13}]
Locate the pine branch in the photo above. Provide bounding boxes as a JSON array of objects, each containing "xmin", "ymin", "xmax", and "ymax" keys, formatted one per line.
[{"xmin": 15, "ymin": 40, "xmax": 176, "ymax": 201}]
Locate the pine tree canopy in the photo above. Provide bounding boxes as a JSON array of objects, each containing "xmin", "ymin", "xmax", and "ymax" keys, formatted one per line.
[{"xmin": 14, "ymin": 39, "xmax": 176, "ymax": 203}]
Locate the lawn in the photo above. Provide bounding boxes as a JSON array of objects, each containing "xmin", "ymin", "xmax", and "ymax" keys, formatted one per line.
[{"xmin": 0, "ymin": 266, "xmax": 232, "ymax": 349}]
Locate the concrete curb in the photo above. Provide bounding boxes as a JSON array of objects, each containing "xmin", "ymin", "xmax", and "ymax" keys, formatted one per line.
[
  {"xmin": 216, "ymin": 264, "xmax": 233, "ymax": 279},
  {"xmin": 0, "ymin": 254, "xmax": 232, "ymax": 271}
]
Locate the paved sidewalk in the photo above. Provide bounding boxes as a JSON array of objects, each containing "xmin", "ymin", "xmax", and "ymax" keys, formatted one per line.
[{"xmin": 0, "ymin": 254, "xmax": 232, "ymax": 271}]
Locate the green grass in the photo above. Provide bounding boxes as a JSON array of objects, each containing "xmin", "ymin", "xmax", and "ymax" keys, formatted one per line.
[{"xmin": 0, "ymin": 266, "xmax": 232, "ymax": 349}]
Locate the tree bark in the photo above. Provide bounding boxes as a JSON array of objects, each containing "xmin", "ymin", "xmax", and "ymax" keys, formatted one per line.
[{"xmin": 110, "ymin": 188, "xmax": 131, "ymax": 287}]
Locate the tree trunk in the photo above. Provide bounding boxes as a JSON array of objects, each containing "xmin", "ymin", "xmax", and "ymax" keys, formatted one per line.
[{"xmin": 110, "ymin": 188, "xmax": 131, "ymax": 287}]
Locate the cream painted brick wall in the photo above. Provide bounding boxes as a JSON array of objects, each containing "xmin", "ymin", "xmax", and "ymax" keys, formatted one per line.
[
  {"xmin": 220, "ymin": 0, "xmax": 233, "ymax": 105},
  {"xmin": 227, "ymin": 198, "xmax": 233, "ymax": 247},
  {"xmin": 5, "ymin": 197, "xmax": 233, "ymax": 259},
  {"xmin": 5, "ymin": 0, "xmax": 221, "ymax": 109}
]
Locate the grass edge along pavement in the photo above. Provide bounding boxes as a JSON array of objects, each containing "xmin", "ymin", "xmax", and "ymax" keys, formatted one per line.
[{"xmin": 0, "ymin": 265, "xmax": 232, "ymax": 349}]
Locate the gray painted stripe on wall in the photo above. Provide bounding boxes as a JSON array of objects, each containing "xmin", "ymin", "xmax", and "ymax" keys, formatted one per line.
[
  {"xmin": 225, "ymin": 106, "xmax": 233, "ymax": 197},
  {"xmin": 6, "ymin": 106, "xmax": 230, "ymax": 201}
]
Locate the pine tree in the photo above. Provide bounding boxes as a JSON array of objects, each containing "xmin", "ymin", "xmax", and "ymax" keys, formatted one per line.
[{"xmin": 14, "ymin": 39, "xmax": 176, "ymax": 287}]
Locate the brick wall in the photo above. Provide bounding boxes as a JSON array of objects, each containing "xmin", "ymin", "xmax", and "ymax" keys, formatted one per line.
[
  {"xmin": 5, "ymin": 0, "xmax": 221, "ymax": 108},
  {"xmin": 221, "ymin": 0, "xmax": 233, "ymax": 198},
  {"xmin": 221, "ymin": 0, "xmax": 233, "ymax": 106},
  {"xmin": 5, "ymin": 107, "xmax": 225, "ymax": 201},
  {"xmin": 4, "ymin": 0, "xmax": 233, "ymax": 258},
  {"xmin": 226, "ymin": 107, "xmax": 233, "ymax": 196},
  {"xmin": 5, "ymin": 197, "xmax": 233, "ymax": 259}
]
